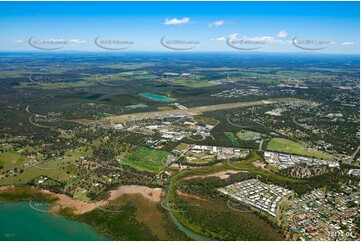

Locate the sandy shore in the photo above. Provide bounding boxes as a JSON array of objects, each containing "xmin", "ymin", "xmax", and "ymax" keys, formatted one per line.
[
  {"xmin": 41, "ymin": 185, "xmax": 163, "ymax": 214},
  {"xmin": 108, "ymin": 185, "xmax": 162, "ymax": 202},
  {"xmin": 0, "ymin": 185, "xmax": 14, "ymax": 192}
]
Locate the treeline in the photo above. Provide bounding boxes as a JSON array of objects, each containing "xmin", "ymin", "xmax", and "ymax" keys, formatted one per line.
[
  {"xmin": 259, "ymin": 168, "xmax": 359, "ymax": 195},
  {"xmin": 177, "ymin": 172, "xmax": 256, "ymax": 200}
]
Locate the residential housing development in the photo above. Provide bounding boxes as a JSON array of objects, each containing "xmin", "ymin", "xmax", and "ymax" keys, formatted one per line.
[
  {"xmin": 218, "ymin": 179, "xmax": 293, "ymax": 217},
  {"xmin": 285, "ymin": 186, "xmax": 360, "ymax": 241}
]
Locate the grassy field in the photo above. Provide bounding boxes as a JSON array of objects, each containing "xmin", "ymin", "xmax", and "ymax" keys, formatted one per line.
[
  {"xmin": 224, "ymin": 132, "xmax": 240, "ymax": 145},
  {"xmin": 266, "ymin": 138, "xmax": 334, "ymax": 160},
  {"xmin": 0, "ymin": 167, "xmax": 71, "ymax": 186},
  {"xmin": 170, "ymin": 79, "xmax": 218, "ymax": 88},
  {"xmin": 120, "ymin": 147, "xmax": 169, "ymax": 173},
  {"xmin": 0, "ymin": 151, "xmax": 24, "ymax": 169},
  {"xmin": 0, "ymin": 147, "xmax": 90, "ymax": 185},
  {"xmin": 237, "ymin": 130, "xmax": 261, "ymax": 140},
  {"xmin": 184, "ymin": 150, "xmax": 216, "ymax": 164},
  {"xmin": 174, "ymin": 143, "xmax": 190, "ymax": 152}
]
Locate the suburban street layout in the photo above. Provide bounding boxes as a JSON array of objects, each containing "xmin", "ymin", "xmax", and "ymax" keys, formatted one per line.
[{"xmin": 0, "ymin": 1, "xmax": 359, "ymax": 242}]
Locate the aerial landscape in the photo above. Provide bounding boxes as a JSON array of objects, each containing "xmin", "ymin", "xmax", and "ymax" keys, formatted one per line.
[{"xmin": 0, "ymin": 1, "xmax": 359, "ymax": 241}]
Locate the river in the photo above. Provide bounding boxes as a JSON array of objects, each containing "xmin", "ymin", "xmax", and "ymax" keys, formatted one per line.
[{"xmin": 165, "ymin": 178, "xmax": 213, "ymax": 241}]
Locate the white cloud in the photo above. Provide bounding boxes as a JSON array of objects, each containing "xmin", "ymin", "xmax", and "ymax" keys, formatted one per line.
[
  {"xmin": 164, "ymin": 17, "xmax": 190, "ymax": 25},
  {"xmin": 341, "ymin": 41, "xmax": 354, "ymax": 46},
  {"xmin": 68, "ymin": 39, "xmax": 86, "ymax": 44},
  {"xmin": 213, "ymin": 33, "xmax": 291, "ymax": 44},
  {"xmin": 229, "ymin": 34, "xmax": 285, "ymax": 44},
  {"xmin": 11, "ymin": 40, "xmax": 24, "ymax": 43},
  {"xmin": 277, "ymin": 30, "xmax": 288, "ymax": 38},
  {"xmin": 228, "ymin": 33, "xmax": 239, "ymax": 40},
  {"xmin": 212, "ymin": 33, "xmax": 238, "ymax": 41},
  {"xmin": 211, "ymin": 37, "xmax": 226, "ymax": 41},
  {"xmin": 208, "ymin": 20, "xmax": 225, "ymax": 28}
]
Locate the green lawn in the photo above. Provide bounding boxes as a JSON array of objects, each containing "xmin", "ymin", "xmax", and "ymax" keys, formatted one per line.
[
  {"xmin": 237, "ymin": 130, "xmax": 261, "ymax": 141},
  {"xmin": 0, "ymin": 151, "xmax": 24, "ymax": 170},
  {"xmin": 120, "ymin": 147, "xmax": 169, "ymax": 173},
  {"xmin": 0, "ymin": 148, "xmax": 90, "ymax": 185},
  {"xmin": 224, "ymin": 132, "xmax": 240, "ymax": 145},
  {"xmin": 266, "ymin": 138, "xmax": 334, "ymax": 160}
]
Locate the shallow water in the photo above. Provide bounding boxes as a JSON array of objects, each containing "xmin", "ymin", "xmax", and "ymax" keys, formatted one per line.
[
  {"xmin": 0, "ymin": 202, "xmax": 108, "ymax": 241},
  {"xmin": 139, "ymin": 93, "xmax": 175, "ymax": 102}
]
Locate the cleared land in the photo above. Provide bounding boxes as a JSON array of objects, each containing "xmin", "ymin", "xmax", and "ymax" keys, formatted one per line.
[
  {"xmin": 34, "ymin": 185, "xmax": 163, "ymax": 215},
  {"xmin": 101, "ymin": 98, "xmax": 300, "ymax": 123},
  {"xmin": 119, "ymin": 147, "xmax": 169, "ymax": 173},
  {"xmin": 266, "ymin": 138, "xmax": 334, "ymax": 160}
]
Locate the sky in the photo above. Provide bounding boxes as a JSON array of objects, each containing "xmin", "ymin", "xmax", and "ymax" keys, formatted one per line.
[{"xmin": 0, "ymin": 1, "xmax": 359, "ymax": 54}]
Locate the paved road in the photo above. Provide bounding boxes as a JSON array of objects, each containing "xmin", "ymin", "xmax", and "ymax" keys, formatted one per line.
[
  {"xmin": 258, "ymin": 139, "xmax": 264, "ymax": 151},
  {"xmin": 347, "ymin": 145, "xmax": 360, "ymax": 164}
]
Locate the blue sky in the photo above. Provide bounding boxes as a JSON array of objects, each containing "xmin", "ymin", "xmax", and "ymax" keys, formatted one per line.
[{"xmin": 0, "ymin": 1, "xmax": 359, "ymax": 54}]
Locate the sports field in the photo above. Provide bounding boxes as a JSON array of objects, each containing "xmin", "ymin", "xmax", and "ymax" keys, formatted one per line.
[{"xmin": 266, "ymin": 138, "xmax": 334, "ymax": 160}]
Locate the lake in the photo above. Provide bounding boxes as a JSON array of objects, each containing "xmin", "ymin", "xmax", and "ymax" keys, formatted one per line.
[
  {"xmin": 0, "ymin": 202, "xmax": 108, "ymax": 241},
  {"xmin": 139, "ymin": 93, "xmax": 175, "ymax": 102}
]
